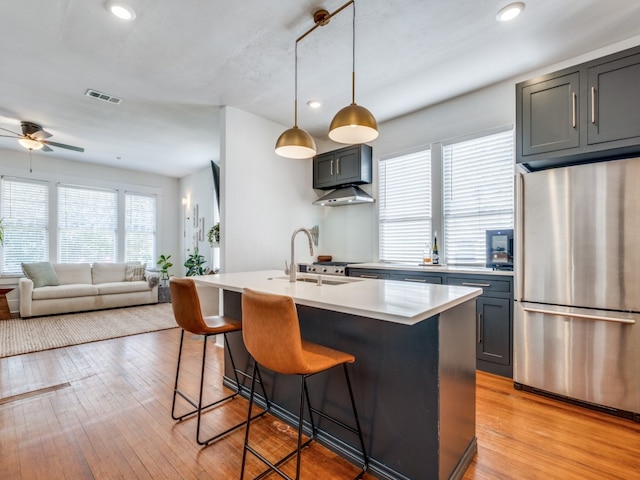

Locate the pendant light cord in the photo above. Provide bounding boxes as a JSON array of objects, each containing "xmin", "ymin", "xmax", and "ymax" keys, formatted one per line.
[
  {"xmin": 294, "ymin": 41, "xmax": 299, "ymax": 127},
  {"xmin": 351, "ymin": 0, "xmax": 356, "ymax": 105}
]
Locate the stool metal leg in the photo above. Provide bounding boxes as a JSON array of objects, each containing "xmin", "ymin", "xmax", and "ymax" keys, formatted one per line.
[
  {"xmin": 241, "ymin": 364, "xmax": 367, "ymax": 480},
  {"xmin": 172, "ymin": 330, "xmax": 268, "ymax": 447}
]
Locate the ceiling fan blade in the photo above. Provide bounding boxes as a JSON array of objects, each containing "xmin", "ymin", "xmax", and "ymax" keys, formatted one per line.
[
  {"xmin": 0, "ymin": 126, "xmax": 20, "ymax": 136},
  {"xmin": 41, "ymin": 144, "xmax": 54, "ymax": 152},
  {"xmin": 41, "ymin": 140, "xmax": 84, "ymax": 152},
  {"xmin": 32, "ymin": 129, "xmax": 52, "ymax": 140}
]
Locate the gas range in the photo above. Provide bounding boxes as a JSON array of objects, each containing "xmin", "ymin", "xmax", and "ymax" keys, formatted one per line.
[{"xmin": 300, "ymin": 261, "xmax": 357, "ymax": 276}]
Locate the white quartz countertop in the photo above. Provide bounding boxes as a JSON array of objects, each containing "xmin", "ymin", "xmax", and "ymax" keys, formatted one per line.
[
  {"xmin": 192, "ymin": 270, "xmax": 482, "ymax": 326},
  {"xmin": 348, "ymin": 262, "xmax": 514, "ymax": 276}
]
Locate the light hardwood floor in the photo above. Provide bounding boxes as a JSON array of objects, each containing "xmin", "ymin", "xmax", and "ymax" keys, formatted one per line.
[{"xmin": 1, "ymin": 327, "xmax": 638, "ymax": 479}]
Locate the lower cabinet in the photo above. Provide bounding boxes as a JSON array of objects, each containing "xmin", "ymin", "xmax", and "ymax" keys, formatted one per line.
[
  {"xmin": 348, "ymin": 267, "xmax": 514, "ymax": 378},
  {"xmin": 475, "ymin": 296, "xmax": 512, "ymax": 376}
]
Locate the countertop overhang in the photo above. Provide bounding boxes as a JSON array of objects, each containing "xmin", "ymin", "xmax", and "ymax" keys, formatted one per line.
[{"xmin": 192, "ymin": 270, "xmax": 482, "ymax": 325}]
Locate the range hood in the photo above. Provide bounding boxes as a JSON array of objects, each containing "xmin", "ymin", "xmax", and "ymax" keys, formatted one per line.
[{"xmin": 313, "ymin": 185, "xmax": 375, "ymax": 206}]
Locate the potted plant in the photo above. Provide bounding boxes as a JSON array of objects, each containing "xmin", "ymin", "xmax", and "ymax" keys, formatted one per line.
[
  {"xmin": 0, "ymin": 218, "xmax": 4, "ymax": 246},
  {"xmin": 207, "ymin": 222, "xmax": 220, "ymax": 247},
  {"xmin": 184, "ymin": 247, "xmax": 207, "ymax": 276},
  {"xmin": 156, "ymin": 254, "xmax": 173, "ymax": 285}
]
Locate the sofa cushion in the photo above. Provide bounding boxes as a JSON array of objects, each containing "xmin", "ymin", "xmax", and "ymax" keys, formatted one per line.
[
  {"xmin": 97, "ymin": 281, "xmax": 151, "ymax": 295},
  {"xmin": 92, "ymin": 262, "xmax": 127, "ymax": 284},
  {"xmin": 125, "ymin": 263, "xmax": 146, "ymax": 281},
  {"xmin": 53, "ymin": 263, "xmax": 92, "ymax": 285},
  {"xmin": 32, "ymin": 283, "xmax": 99, "ymax": 300},
  {"xmin": 22, "ymin": 262, "xmax": 60, "ymax": 288}
]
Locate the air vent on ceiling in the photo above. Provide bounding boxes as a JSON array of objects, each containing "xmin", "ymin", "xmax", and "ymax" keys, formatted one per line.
[{"xmin": 85, "ymin": 89, "xmax": 123, "ymax": 105}]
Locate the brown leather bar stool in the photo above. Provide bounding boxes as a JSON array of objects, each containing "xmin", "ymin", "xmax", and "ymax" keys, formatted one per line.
[
  {"xmin": 240, "ymin": 288, "xmax": 368, "ymax": 480},
  {"xmin": 170, "ymin": 278, "xmax": 267, "ymax": 446}
]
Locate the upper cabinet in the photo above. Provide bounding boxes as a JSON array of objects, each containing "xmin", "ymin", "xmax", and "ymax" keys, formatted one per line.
[
  {"xmin": 313, "ymin": 144, "xmax": 372, "ymax": 190},
  {"xmin": 517, "ymin": 45, "xmax": 640, "ymax": 171}
]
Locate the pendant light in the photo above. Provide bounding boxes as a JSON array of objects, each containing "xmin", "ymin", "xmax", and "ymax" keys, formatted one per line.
[
  {"xmin": 328, "ymin": 0, "xmax": 378, "ymax": 144},
  {"xmin": 275, "ymin": 42, "xmax": 317, "ymax": 159}
]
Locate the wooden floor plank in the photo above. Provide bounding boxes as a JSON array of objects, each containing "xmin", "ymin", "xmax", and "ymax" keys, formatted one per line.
[{"xmin": 1, "ymin": 327, "xmax": 639, "ymax": 479}]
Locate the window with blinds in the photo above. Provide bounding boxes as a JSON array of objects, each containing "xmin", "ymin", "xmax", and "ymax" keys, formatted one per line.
[
  {"xmin": 443, "ymin": 130, "xmax": 514, "ymax": 266},
  {"xmin": 0, "ymin": 177, "xmax": 49, "ymax": 275},
  {"xmin": 58, "ymin": 184, "xmax": 117, "ymax": 263},
  {"xmin": 124, "ymin": 192, "xmax": 156, "ymax": 265},
  {"xmin": 379, "ymin": 149, "xmax": 431, "ymax": 263}
]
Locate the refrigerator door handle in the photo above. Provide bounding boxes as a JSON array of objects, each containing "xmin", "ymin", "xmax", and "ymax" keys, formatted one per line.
[{"xmin": 523, "ymin": 306, "xmax": 636, "ymax": 325}]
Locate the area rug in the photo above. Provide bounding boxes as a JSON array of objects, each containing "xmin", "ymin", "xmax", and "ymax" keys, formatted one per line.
[{"xmin": 0, "ymin": 303, "xmax": 178, "ymax": 358}]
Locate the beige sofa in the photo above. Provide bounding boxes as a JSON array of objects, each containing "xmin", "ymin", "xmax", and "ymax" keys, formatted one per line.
[{"xmin": 19, "ymin": 262, "xmax": 159, "ymax": 318}]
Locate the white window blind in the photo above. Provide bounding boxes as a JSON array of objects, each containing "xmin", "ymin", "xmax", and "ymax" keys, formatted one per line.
[
  {"xmin": 58, "ymin": 184, "xmax": 117, "ymax": 263},
  {"xmin": 443, "ymin": 130, "xmax": 514, "ymax": 265},
  {"xmin": 1, "ymin": 177, "xmax": 49, "ymax": 275},
  {"xmin": 379, "ymin": 149, "xmax": 431, "ymax": 263},
  {"xmin": 124, "ymin": 192, "xmax": 156, "ymax": 265}
]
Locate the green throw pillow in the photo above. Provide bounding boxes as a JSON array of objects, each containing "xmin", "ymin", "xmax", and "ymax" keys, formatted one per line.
[{"xmin": 22, "ymin": 262, "xmax": 60, "ymax": 288}]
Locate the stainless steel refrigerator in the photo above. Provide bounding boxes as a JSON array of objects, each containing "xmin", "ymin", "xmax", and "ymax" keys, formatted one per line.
[{"xmin": 515, "ymin": 157, "xmax": 640, "ymax": 420}]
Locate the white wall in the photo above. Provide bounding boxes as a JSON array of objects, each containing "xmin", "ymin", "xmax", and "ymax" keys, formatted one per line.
[
  {"xmin": 178, "ymin": 165, "xmax": 216, "ymax": 275},
  {"xmin": 220, "ymin": 107, "xmax": 321, "ymax": 272},
  {"xmin": 0, "ymin": 147, "xmax": 180, "ymax": 312}
]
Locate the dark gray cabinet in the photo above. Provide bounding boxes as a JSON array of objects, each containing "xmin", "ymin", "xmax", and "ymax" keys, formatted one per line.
[
  {"xmin": 476, "ymin": 297, "xmax": 511, "ymax": 367},
  {"xmin": 517, "ymin": 45, "xmax": 640, "ymax": 170},
  {"xmin": 347, "ymin": 267, "xmax": 514, "ymax": 378},
  {"xmin": 587, "ymin": 51, "xmax": 640, "ymax": 145},
  {"xmin": 348, "ymin": 268, "xmax": 390, "ymax": 280},
  {"xmin": 313, "ymin": 144, "xmax": 372, "ymax": 189},
  {"xmin": 520, "ymin": 71, "xmax": 581, "ymax": 157}
]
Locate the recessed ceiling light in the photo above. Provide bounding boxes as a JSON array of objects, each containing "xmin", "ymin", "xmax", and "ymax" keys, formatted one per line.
[
  {"xmin": 307, "ymin": 100, "xmax": 322, "ymax": 109},
  {"xmin": 105, "ymin": 1, "xmax": 136, "ymax": 21},
  {"xmin": 496, "ymin": 2, "xmax": 525, "ymax": 22}
]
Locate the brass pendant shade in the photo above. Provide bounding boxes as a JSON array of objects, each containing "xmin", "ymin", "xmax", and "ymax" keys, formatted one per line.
[
  {"xmin": 275, "ymin": 125, "xmax": 317, "ymax": 159},
  {"xmin": 328, "ymin": 103, "xmax": 378, "ymax": 144}
]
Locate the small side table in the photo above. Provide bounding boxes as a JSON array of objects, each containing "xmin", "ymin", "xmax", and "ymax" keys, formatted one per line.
[
  {"xmin": 158, "ymin": 285, "xmax": 171, "ymax": 303},
  {"xmin": 0, "ymin": 288, "xmax": 14, "ymax": 320}
]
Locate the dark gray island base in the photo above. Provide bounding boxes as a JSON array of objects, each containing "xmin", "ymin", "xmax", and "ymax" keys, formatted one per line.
[{"xmin": 221, "ymin": 289, "xmax": 477, "ymax": 480}]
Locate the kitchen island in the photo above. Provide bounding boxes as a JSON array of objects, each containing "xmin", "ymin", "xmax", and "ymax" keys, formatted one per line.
[{"xmin": 193, "ymin": 270, "xmax": 482, "ymax": 480}]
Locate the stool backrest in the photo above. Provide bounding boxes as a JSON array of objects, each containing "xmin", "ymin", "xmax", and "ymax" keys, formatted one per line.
[
  {"xmin": 169, "ymin": 278, "xmax": 209, "ymax": 335},
  {"xmin": 241, "ymin": 288, "xmax": 306, "ymax": 375}
]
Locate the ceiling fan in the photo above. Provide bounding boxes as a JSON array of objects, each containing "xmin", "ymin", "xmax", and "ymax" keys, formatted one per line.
[{"xmin": 0, "ymin": 121, "xmax": 84, "ymax": 153}]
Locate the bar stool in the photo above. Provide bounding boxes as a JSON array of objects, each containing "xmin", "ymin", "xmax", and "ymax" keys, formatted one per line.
[
  {"xmin": 170, "ymin": 278, "xmax": 267, "ymax": 446},
  {"xmin": 240, "ymin": 288, "xmax": 368, "ymax": 480}
]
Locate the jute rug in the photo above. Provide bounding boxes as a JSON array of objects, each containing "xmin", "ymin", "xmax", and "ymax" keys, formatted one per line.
[{"xmin": 0, "ymin": 303, "xmax": 178, "ymax": 358}]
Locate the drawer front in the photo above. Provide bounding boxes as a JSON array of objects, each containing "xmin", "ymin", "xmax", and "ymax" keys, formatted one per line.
[
  {"xmin": 347, "ymin": 269, "xmax": 390, "ymax": 280},
  {"xmin": 390, "ymin": 272, "xmax": 442, "ymax": 284},
  {"xmin": 446, "ymin": 276, "xmax": 512, "ymax": 295}
]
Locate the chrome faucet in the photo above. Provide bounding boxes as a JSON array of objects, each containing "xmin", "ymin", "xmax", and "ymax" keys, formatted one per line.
[{"xmin": 290, "ymin": 227, "xmax": 314, "ymax": 282}]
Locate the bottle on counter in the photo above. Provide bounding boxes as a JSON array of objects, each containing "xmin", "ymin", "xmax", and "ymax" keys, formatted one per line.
[{"xmin": 432, "ymin": 232, "xmax": 439, "ymax": 265}]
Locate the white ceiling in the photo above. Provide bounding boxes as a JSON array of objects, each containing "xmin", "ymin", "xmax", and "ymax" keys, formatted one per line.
[{"xmin": 1, "ymin": 0, "xmax": 640, "ymax": 178}]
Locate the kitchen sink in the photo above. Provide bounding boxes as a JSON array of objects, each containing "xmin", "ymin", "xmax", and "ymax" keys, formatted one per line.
[{"xmin": 272, "ymin": 275, "xmax": 362, "ymax": 286}]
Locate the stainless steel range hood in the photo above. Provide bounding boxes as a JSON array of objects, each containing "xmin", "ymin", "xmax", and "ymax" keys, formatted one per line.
[{"xmin": 313, "ymin": 185, "xmax": 375, "ymax": 206}]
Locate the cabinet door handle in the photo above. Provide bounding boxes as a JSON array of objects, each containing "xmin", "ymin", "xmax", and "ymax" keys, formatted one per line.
[
  {"xmin": 591, "ymin": 87, "xmax": 596, "ymax": 124},
  {"xmin": 336, "ymin": 158, "xmax": 340, "ymax": 175},
  {"xmin": 571, "ymin": 92, "xmax": 577, "ymax": 128},
  {"xmin": 359, "ymin": 274, "xmax": 379, "ymax": 279},
  {"xmin": 462, "ymin": 282, "xmax": 491, "ymax": 287},
  {"xmin": 404, "ymin": 278, "xmax": 426, "ymax": 283},
  {"xmin": 477, "ymin": 313, "xmax": 482, "ymax": 344},
  {"xmin": 330, "ymin": 160, "xmax": 334, "ymax": 176}
]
